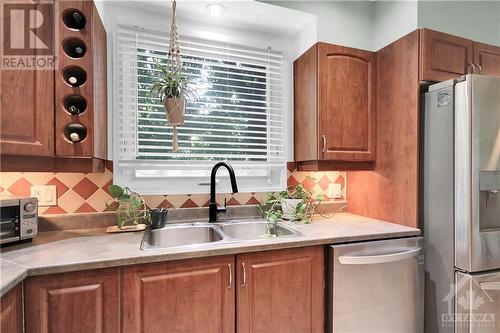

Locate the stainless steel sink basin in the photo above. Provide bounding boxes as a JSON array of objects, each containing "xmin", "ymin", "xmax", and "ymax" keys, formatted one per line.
[
  {"xmin": 141, "ymin": 223, "xmax": 225, "ymax": 250},
  {"xmin": 219, "ymin": 220, "xmax": 301, "ymax": 240},
  {"xmin": 141, "ymin": 220, "xmax": 301, "ymax": 250}
]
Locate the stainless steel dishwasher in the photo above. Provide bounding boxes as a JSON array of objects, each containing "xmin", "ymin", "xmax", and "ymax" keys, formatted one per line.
[{"xmin": 327, "ymin": 237, "xmax": 425, "ymax": 333}]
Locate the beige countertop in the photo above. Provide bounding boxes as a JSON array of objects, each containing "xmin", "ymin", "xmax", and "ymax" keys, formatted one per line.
[{"xmin": 0, "ymin": 213, "xmax": 420, "ymax": 297}]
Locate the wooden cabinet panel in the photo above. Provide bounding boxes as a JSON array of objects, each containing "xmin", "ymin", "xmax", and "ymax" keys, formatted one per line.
[
  {"xmin": 348, "ymin": 30, "xmax": 420, "ymax": 228},
  {"xmin": 294, "ymin": 45, "xmax": 318, "ymax": 162},
  {"xmin": 473, "ymin": 42, "xmax": 500, "ymax": 76},
  {"xmin": 420, "ymin": 28, "xmax": 474, "ymax": 82},
  {"xmin": 0, "ymin": 2, "xmax": 54, "ymax": 156},
  {"xmin": 318, "ymin": 43, "xmax": 376, "ymax": 162},
  {"xmin": 24, "ymin": 268, "xmax": 120, "ymax": 333},
  {"xmin": 0, "ymin": 284, "xmax": 23, "ymax": 333},
  {"xmin": 237, "ymin": 246, "xmax": 324, "ymax": 333},
  {"xmin": 122, "ymin": 255, "xmax": 235, "ymax": 333}
]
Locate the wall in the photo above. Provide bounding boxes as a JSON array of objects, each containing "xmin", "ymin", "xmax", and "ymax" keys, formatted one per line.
[
  {"xmin": 418, "ymin": 1, "xmax": 500, "ymax": 46},
  {"xmin": 0, "ymin": 166, "xmax": 345, "ymax": 215},
  {"xmin": 263, "ymin": 1, "xmax": 374, "ymax": 51},
  {"xmin": 373, "ymin": 1, "xmax": 418, "ymax": 51}
]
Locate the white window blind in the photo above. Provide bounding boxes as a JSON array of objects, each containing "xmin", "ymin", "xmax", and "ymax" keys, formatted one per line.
[{"xmin": 114, "ymin": 24, "xmax": 287, "ymax": 194}]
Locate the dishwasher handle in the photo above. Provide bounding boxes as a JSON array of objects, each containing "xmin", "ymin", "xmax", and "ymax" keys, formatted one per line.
[
  {"xmin": 480, "ymin": 282, "xmax": 500, "ymax": 291},
  {"xmin": 338, "ymin": 247, "xmax": 422, "ymax": 265}
]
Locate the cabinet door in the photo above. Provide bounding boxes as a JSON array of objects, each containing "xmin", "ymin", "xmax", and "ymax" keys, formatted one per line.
[
  {"xmin": 318, "ymin": 43, "xmax": 376, "ymax": 162},
  {"xmin": 0, "ymin": 284, "xmax": 23, "ymax": 333},
  {"xmin": 474, "ymin": 42, "xmax": 500, "ymax": 77},
  {"xmin": 122, "ymin": 255, "xmax": 235, "ymax": 333},
  {"xmin": 237, "ymin": 246, "xmax": 324, "ymax": 333},
  {"xmin": 0, "ymin": 2, "xmax": 54, "ymax": 156},
  {"xmin": 24, "ymin": 268, "xmax": 120, "ymax": 333},
  {"xmin": 420, "ymin": 28, "xmax": 474, "ymax": 82}
]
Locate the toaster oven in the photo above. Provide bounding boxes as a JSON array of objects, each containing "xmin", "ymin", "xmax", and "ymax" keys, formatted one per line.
[{"xmin": 0, "ymin": 196, "xmax": 38, "ymax": 245}]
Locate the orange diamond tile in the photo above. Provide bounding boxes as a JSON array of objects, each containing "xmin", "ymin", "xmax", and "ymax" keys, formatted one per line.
[
  {"xmin": 181, "ymin": 198, "xmax": 198, "ymax": 208},
  {"xmin": 246, "ymin": 197, "xmax": 260, "ymax": 205},
  {"xmin": 7, "ymin": 178, "xmax": 32, "ymax": 196},
  {"xmin": 335, "ymin": 174, "xmax": 345, "ymax": 188},
  {"xmin": 227, "ymin": 198, "xmax": 240, "ymax": 206},
  {"xmin": 43, "ymin": 206, "xmax": 67, "ymax": 214},
  {"xmin": 75, "ymin": 203, "xmax": 97, "ymax": 213},
  {"xmin": 301, "ymin": 176, "xmax": 316, "ymax": 191},
  {"xmin": 318, "ymin": 175, "xmax": 331, "ymax": 191},
  {"xmin": 46, "ymin": 177, "xmax": 69, "ymax": 198},
  {"xmin": 158, "ymin": 199, "xmax": 173, "ymax": 209},
  {"xmin": 72, "ymin": 177, "xmax": 99, "ymax": 199},
  {"xmin": 287, "ymin": 175, "xmax": 299, "ymax": 187}
]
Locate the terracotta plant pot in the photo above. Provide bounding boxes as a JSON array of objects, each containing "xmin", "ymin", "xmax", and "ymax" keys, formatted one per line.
[{"xmin": 164, "ymin": 97, "xmax": 185, "ymax": 126}]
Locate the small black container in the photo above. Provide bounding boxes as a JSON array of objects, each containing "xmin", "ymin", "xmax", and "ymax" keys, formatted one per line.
[{"xmin": 149, "ymin": 208, "xmax": 168, "ymax": 229}]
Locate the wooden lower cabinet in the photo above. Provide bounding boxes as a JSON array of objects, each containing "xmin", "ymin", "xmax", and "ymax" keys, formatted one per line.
[
  {"xmin": 122, "ymin": 255, "xmax": 235, "ymax": 333},
  {"xmin": 0, "ymin": 284, "xmax": 23, "ymax": 333},
  {"xmin": 24, "ymin": 268, "xmax": 120, "ymax": 333},
  {"xmin": 237, "ymin": 246, "xmax": 324, "ymax": 333}
]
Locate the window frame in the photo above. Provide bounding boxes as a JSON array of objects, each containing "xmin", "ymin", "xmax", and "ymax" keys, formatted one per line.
[{"xmin": 111, "ymin": 17, "xmax": 292, "ymax": 195}]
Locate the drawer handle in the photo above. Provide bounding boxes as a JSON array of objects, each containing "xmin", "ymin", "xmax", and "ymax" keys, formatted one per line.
[
  {"xmin": 241, "ymin": 262, "xmax": 247, "ymax": 287},
  {"xmin": 338, "ymin": 248, "xmax": 422, "ymax": 265},
  {"xmin": 322, "ymin": 135, "xmax": 327, "ymax": 153},
  {"xmin": 227, "ymin": 263, "xmax": 232, "ymax": 289}
]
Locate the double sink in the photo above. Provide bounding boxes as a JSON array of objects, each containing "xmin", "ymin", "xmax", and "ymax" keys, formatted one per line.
[{"xmin": 141, "ymin": 220, "xmax": 301, "ymax": 250}]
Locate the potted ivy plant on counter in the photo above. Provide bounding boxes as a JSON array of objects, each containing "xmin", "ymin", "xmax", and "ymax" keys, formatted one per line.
[
  {"xmin": 105, "ymin": 185, "xmax": 150, "ymax": 232},
  {"xmin": 258, "ymin": 185, "xmax": 322, "ymax": 237}
]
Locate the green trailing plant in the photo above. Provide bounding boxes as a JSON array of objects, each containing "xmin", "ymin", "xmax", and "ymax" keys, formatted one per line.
[
  {"xmin": 106, "ymin": 185, "xmax": 150, "ymax": 229},
  {"xmin": 149, "ymin": 61, "xmax": 197, "ymax": 102},
  {"xmin": 258, "ymin": 185, "xmax": 322, "ymax": 230}
]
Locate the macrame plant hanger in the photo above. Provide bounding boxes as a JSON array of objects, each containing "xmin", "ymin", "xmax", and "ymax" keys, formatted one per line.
[{"xmin": 167, "ymin": 0, "xmax": 182, "ymax": 152}]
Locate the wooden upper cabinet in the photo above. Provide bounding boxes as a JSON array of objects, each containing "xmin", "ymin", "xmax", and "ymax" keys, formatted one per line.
[
  {"xmin": 0, "ymin": 2, "xmax": 54, "ymax": 156},
  {"xmin": 122, "ymin": 255, "xmax": 235, "ymax": 333},
  {"xmin": 420, "ymin": 28, "xmax": 474, "ymax": 82},
  {"xmin": 1, "ymin": 284, "xmax": 23, "ymax": 333},
  {"xmin": 24, "ymin": 268, "xmax": 120, "ymax": 333},
  {"xmin": 294, "ymin": 43, "xmax": 376, "ymax": 170},
  {"xmin": 237, "ymin": 246, "xmax": 324, "ymax": 333},
  {"xmin": 473, "ymin": 42, "xmax": 500, "ymax": 76},
  {"xmin": 318, "ymin": 43, "xmax": 376, "ymax": 162}
]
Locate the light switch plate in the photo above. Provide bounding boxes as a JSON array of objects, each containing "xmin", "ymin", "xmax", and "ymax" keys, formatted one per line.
[
  {"xmin": 31, "ymin": 185, "xmax": 57, "ymax": 206},
  {"xmin": 327, "ymin": 183, "xmax": 342, "ymax": 199}
]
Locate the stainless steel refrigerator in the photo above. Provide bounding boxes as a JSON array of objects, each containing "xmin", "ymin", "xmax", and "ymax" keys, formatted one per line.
[{"xmin": 423, "ymin": 74, "xmax": 500, "ymax": 332}]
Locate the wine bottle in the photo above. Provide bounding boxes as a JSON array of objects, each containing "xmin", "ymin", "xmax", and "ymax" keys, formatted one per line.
[
  {"xmin": 64, "ymin": 95, "xmax": 87, "ymax": 115},
  {"xmin": 64, "ymin": 123, "xmax": 87, "ymax": 143},
  {"xmin": 63, "ymin": 10, "xmax": 86, "ymax": 30},
  {"xmin": 63, "ymin": 66, "xmax": 86, "ymax": 87},
  {"xmin": 62, "ymin": 38, "xmax": 86, "ymax": 58}
]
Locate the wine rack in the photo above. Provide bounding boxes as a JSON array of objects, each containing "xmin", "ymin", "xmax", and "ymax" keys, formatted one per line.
[{"xmin": 55, "ymin": 0, "xmax": 107, "ymax": 159}]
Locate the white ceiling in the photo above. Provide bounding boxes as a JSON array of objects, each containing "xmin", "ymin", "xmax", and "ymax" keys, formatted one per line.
[{"xmin": 105, "ymin": 0, "xmax": 314, "ymax": 37}]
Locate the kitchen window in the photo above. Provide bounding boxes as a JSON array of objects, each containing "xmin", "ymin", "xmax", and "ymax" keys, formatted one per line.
[{"xmin": 114, "ymin": 24, "xmax": 288, "ymax": 194}]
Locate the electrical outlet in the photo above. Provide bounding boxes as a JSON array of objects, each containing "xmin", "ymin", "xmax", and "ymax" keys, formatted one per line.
[
  {"xmin": 327, "ymin": 183, "xmax": 342, "ymax": 199},
  {"xmin": 31, "ymin": 185, "xmax": 57, "ymax": 206}
]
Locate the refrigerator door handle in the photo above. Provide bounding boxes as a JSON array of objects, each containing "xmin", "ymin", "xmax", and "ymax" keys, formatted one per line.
[
  {"xmin": 338, "ymin": 247, "xmax": 422, "ymax": 265},
  {"xmin": 480, "ymin": 282, "xmax": 500, "ymax": 290}
]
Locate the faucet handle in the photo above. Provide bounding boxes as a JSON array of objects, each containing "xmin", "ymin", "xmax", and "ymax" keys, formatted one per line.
[{"xmin": 217, "ymin": 198, "xmax": 227, "ymax": 213}]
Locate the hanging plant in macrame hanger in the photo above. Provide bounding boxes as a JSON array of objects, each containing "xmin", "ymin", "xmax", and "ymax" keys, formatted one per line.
[{"xmin": 150, "ymin": 0, "xmax": 197, "ymax": 152}]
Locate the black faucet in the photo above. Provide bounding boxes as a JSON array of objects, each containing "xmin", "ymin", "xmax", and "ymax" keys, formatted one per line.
[{"xmin": 209, "ymin": 162, "xmax": 238, "ymax": 223}]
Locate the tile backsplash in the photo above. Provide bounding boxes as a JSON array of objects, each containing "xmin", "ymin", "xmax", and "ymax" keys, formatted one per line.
[{"xmin": 0, "ymin": 163, "xmax": 345, "ymax": 215}]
